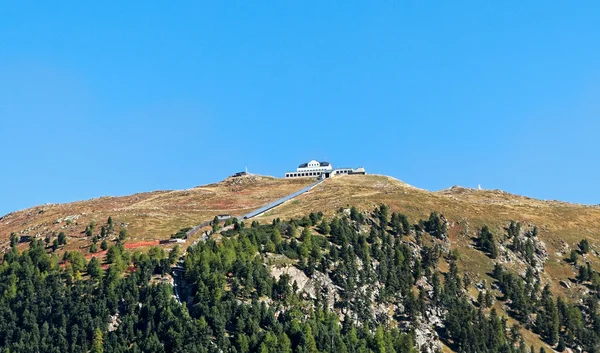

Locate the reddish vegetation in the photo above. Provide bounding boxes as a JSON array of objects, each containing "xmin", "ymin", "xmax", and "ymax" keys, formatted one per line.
[
  {"xmin": 124, "ymin": 240, "xmax": 159, "ymax": 248},
  {"xmin": 85, "ymin": 250, "xmax": 108, "ymax": 260},
  {"xmin": 83, "ymin": 240, "xmax": 162, "ymax": 261}
]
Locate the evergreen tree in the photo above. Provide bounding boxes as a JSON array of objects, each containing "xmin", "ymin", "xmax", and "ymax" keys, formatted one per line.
[
  {"xmin": 579, "ymin": 239, "xmax": 590, "ymax": 254},
  {"xmin": 87, "ymin": 257, "xmax": 102, "ymax": 279},
  {"xmin": 557, "ymin": 337, "xmax": 565, "ymax": 352},
  {"xmin": 9, "ymin": 232, "xmax": 19, "ymax": 247},
  {"xmin": 391, "ymin": 212, "xmax": 403, "ymax": 236},
  {"xmin": 91, "ymin": 328, "xmax": 103, "ymax": 353},
  {"xmin": 478, "ymin": 225, "xmax": 498, "ymax": 259},
  {"xmin": 317, "ymin": 220, "xmax": 331, "ymax": 235},
  {"xmin": 537, "ymin": 285, "xmax": 559, "ymax": 345},
  {"xmin": 58, "ymin": 232, "xmax": 67, "ymax": 245},
  {"xmin": 119, "ymin": 229, "xmax": 128, "ymax": 241},
  {"xmin": 401, "ymin": 215, "xmax": 410, "ymax": 236},
  {"xmin": 569, "ymin": 249, "xmax": 578, "ymax": 265}
]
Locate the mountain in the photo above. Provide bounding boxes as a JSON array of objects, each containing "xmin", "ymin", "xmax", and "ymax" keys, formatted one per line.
[{"xmin": 2, "ymin": 173, "xmax": 600, "ymax": 352}]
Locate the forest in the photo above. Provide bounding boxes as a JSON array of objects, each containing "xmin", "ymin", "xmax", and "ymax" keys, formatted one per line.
[{"xmin": 1, "ymin": 205, "xmax": 599, "ymax": 352}]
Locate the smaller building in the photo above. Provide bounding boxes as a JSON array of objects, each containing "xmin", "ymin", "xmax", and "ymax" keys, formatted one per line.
[
  {"xmin": 230, "ymin": 171, "xmax": 249, "ymax": 178},
  {"xmin": 333, "ymin": 167, "xmax": 366, "ymax": 176}
]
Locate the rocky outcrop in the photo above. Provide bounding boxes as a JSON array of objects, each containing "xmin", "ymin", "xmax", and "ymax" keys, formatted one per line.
[{"xmin": 271, "ymin": 265, "xmax": 341, "ymax": 309}]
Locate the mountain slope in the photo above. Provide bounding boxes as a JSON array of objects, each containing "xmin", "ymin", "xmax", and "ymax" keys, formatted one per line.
[
  {"xmin": 2, "ymin": 173, "xmax": 600, "ymax": 351},
  {"xmin": 3, "ymin": 174, "xmax": 600, "ymax": 272},
  {"xmin": 0, "ymin": 175, "xmax": 314, "ymax": 251}
]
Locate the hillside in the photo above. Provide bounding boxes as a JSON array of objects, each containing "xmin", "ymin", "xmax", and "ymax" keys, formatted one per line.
[
  {"xmin": 3, "ymin": 173, "xmax": 600, "ymax": 300},
  {"xmin": 0, "ymin": 175, "xmax": 314, "ymax": 252},
  {"xmin": 2, "ymin": 173, "xmax": 600, "ymax": 352}
]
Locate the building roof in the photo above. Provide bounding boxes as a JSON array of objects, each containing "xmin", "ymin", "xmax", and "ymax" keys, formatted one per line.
[{"xmin": 298, "ymin": 161, "xmax": 330, "ymax": 168}]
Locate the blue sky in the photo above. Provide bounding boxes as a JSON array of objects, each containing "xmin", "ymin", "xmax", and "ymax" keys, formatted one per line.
[{"xmin": 1, "ymin": 2, "xmax": 599, "ymax": 215}]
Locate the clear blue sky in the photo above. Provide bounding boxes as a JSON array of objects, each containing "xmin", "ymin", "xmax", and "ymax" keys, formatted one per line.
[{"xmin": 1, "ymin": 2, "xmax": 599, "ymax": 215}]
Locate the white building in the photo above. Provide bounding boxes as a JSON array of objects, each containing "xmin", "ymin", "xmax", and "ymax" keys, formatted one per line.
[{"xmin": 284, "ymin": 160, "xmax": 365, "ymax": 179}]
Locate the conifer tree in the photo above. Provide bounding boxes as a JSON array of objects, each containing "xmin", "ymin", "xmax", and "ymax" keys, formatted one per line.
[{"xmin": 91, "ymin": 328, "xmax": 103, "ymax": 353}]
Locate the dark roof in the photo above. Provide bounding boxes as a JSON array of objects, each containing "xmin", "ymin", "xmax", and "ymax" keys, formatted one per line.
[
  {"xmin": 298, "ymin": 161, "xmax": 330, "ymax": 168},
  {"xmin": 231, "ymin": 171, "xmax": 248, "ymax": 177}
]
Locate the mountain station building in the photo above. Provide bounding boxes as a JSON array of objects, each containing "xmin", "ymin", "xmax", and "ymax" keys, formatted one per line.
[{"xmin": 284, "ymin": 160, "xmax": 366, "ymax": 179}]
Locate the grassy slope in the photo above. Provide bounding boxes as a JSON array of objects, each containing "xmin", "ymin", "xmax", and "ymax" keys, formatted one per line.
[{"xmin": 0, "ymin": 175, "xmax": 314, "ymax": 253}]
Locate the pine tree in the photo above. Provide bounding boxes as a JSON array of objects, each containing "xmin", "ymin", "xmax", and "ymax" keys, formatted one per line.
[
  {"xmin": 92, "ymin": 328, "xmax": 103, "ymax": 353},
  {"xmin": 570, "ymin": 249, "xmax": 578, "ymax": 264},
  {"xmin": 317, "ymin": 220, "xmax": 331, "ymax": 235},
  {"xmin": 58, "ymin": 232, "xmax": 67, "ymax": 245},
  {"xmin": 478, "ymin": 291, "xmax": 485, "ymax": 307},
  {"xmin": 578, "ymin": 265, "xmax": 589, "ymax": 282},
  {"xmin": 87, "ymin": 257, "xmax": 102, "ymax": 279},
  {"xmin": 300, "ymin": 325, "xmax": 318, "ymax": 353},
  {"xmin": 579, "ymin": 239, "xmax": 590, "ymax": 254},
  {"xmin": 375, "ymin": 325, "xmax": 386, "ymax": 353},
  {"xmin": 119, "ymin": 229, "xmax": 128, "ymax": 241},
  {"xmin": 378, "ymin": 204, "xmax": 389, "ymax": 229},
  {"xmin": 301, "ymin": 227, "xmax": 313, "ymax": 245},
  {"xmin": 391, "ymin": 213, "xmax": 403, "ymax": 236},
  {"xmin": 537, "ymin": 285, "xmax": 559, "ymax": 345},
  {"xmin": 400, "ymin": 216, "xmax": 410, "ymax": 236},
  {"xmin": 485, "ymin": 290, "xmax": 494, "ymax": 308},
  {"xmin": 557, "ymin": 337, "xmax": 565, "ymax": 352},
  {"xmin": 478, "ymin": 225, "xmax": 498, "ymax": 259}
]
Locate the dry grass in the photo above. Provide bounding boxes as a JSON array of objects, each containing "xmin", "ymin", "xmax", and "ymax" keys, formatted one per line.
[{"xmin": 0, "ymin": 175, "xmax": 314, "ymax": 253}]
